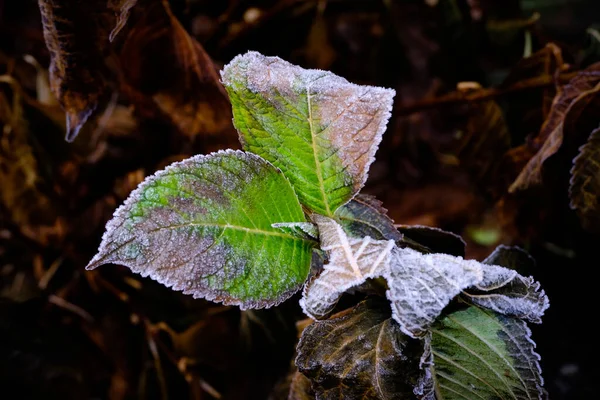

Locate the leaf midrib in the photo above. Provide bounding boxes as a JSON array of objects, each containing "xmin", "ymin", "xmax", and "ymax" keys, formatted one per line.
[
  {"xmin": 306, "ymin": 86, "xmax": 332, "ymax": 216},
  {"xmin": 154, "ymin": 222, "xmax": 309, "ymax": 241}
]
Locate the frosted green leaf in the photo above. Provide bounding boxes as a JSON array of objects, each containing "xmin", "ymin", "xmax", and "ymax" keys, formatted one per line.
[
  {"xmin": 221, "ymin": 51, "xmax": 395, "ymax": 216},
  {"xmin": 426, "ymin": 306, "xmax": 546, "ymax": 399},
  {"xmin": 86, "ymin": 150, "xmax": 314, "ymax": 309}
]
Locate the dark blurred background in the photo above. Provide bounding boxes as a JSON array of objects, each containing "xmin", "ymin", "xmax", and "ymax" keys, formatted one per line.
[{"xmin": 1, "ymin": 0, "xmax": 600, "ymax": 398}]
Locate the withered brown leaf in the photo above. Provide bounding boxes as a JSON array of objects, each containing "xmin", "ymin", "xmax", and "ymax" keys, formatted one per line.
[
  {"xmin": 38, "ymin": 0, "xmax": 108, "ymax": 142},
  {"xmin": 108, "ymin": 0, "xmax": 138, "ymax": 41},
  {"xmin": 0, "ymin": 76, "xmax": 64, "ymax": 244},
  {"xmin": 453, "ymin": 82, "xmax": 511, "ymax": 190},
  {"xmin": 296, "ymin": 298, "xmax": 422, "ymax": 400},
  {"xmin": 570, "ymin": 126, "xmax": 600, "ymax": 232},
  {"xmin": 509, "ymin": 63, "xmax": 600, "ymax": 192},
  {"xmin": 120, "ymin": 0, "xmax": 232, "ymax": 138}
]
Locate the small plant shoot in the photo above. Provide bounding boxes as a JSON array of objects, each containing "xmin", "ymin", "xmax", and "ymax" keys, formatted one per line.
[{"xmin": 89, "ymin": 52, "xmax": 550, "ymax": 399}]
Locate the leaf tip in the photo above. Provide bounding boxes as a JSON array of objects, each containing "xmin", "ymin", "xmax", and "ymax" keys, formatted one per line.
[{"xmin": 65, "ymin": 107, "xmax": 95, "ymax": 142}]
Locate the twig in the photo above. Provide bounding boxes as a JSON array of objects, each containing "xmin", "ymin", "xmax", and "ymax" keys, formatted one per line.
[{"xmin": 395, "ymin": 72, "xmax": 578, "ymax": 116}]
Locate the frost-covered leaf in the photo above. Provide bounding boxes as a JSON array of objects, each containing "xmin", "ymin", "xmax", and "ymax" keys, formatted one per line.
[
  {"xmin": 300, "ymin": 215, "xmax": 395, "ymax": 319},
  {"xmin": 385, "ymin": 247, "xmax": 483, "ymax": 338},
  {"xmin": 396, "ymin": 225, "xmax": 466, "ymax": 257},
  {"xmin": 463, "ymin": 246, "xmax": 549, "ymax": 323},
  {"xmin": 87, "ymin": 150, "xmax": 314, "ymax": 308},
  {"xmin": 302, "ymin": 218, "xmax": 548, "ymax": 339},
  {"xmin": 222, "ymin": 51, "xmax": 395, "ymax": 216},
  {"xmin": 335, "ymin": 194, "xmax": 402, "ymax": 241},
  {"xmin": 482, "ymin": 244, "xmax": 536, "ymax": 274},
  {"xmin": 569, "ymin": 126, "xmax": 600, "ymax": 232},
  {"xmin": 428, "ymin": 306, "xmax": 546, "ymax": 399},
  {"xmin": 296, "ymin": 298, "xmax": 422, "ymax": 400}
]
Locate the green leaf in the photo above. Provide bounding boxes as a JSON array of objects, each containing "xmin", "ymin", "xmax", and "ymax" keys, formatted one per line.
[
  {"xmin": 427, "ymin": 306, "xmax": 546, "ymax": 400},
  {"xmin": 221, "ymin": 51, "xmax": 395, "ymax": 216},
  {"xmin": 569, "ymin": 126, "xmax": 600, "ymax": 232},
  {"xmin": 296, "ymin": 298, "xmax": 422, "ymax": 400},
  {"xmin": 87, "ymin": 150, "xmax": 314, "ymax": 308},
  {"xmin": 334, "ymin": 194, "xmax": 402, "ymax": 241}
]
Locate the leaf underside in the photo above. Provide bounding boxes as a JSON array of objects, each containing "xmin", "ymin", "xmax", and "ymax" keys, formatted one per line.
[
  {"xmin": 428, "ymin": 306, "xmax": 546, "ymax": 400},
  {"xmin": 296, "ymin": 298, "xmax": 422, "ymax": 400},
  {"xmin": 87, "ymin": 150, "xmax": 314, "ymax": 308},
  {"xmin": 221, "ymin": 51, "xmax": 395, "ymax": 216}
]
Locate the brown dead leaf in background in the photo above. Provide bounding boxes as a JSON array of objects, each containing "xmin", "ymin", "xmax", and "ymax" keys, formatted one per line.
[
  {"xmin": 570, "ymin": 126, "xmax": 600, "ymax": 232},
  {"xmin": 452, "ymin": 82, "xmax": 511, "ymax": 191},
  {"xmin": 38, "ymin": 0, "xmax": 108, "ymax": 142},
  {"xmin": 109, "ymin": 0, "xmax": 139, "ymax": 42},
  {"xmin": 509, "ymin": 63, "xmax": 600, "ymax": 192},
  {"xmin": 304, "ymin": 1, "xmax": 335, "ymax": 70},
  {"xmin": 501, "ymin": 43, "xmax": 566, "ymax": 119},
  {"xmin": 120, "ymin": 0, "xmax": 232, "ymax": 139},
  {"xmin": 0, "ymin": 76, "xmax": 64, "ymax": 244}
]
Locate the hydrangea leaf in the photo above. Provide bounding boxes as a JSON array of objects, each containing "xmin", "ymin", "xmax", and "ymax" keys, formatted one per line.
[
  {"xmin": 300, "ymin": 215, "xmax": 395, "ymax": 319},
  {"xmin": 87, "ymin": 150, "xmax": 314, "ymax": 309},
  {"xmin": 334, "ymin": 194, "xmax": 402, "ymax": 240},
  {"xmin": 301, "ymin": 217, "xmax": 548, "ymax": 339},
  {"xmin": 463, "ymin": 246, "xmax": 550, "ymax": 323},
  {"xmin": 296, "ymin": 298, "xmax": 422, "ymax": 400},
  {"xmin": 221, "ymin": 51, "xmax": 395, "ymax": 216},
  {"xmin": 384, "ymin": 247, "xmax": 484, "ymax": 338},
  {"xmin": 426, "ymin": 306, "xmax": 546, "ymax": 399}
]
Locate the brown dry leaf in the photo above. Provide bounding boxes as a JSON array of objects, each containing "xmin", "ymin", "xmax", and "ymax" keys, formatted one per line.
[
  {"xmin": 288, "ymin": 371, "xmax": 314, "ymax": 400},
  {"xmin": 108, "ymin": 0, "xmax": 138, "ymax": 41},
  {"xmin": 120, "ymin": 0, "xmax": 232, "ymax": 138},
  {"xmin": 0, "ymin": 77, "xmax": 63, "ymax": 244},
  {"xmin": 304, "ymin": 2, "xmax": 335, "ymax": 70},
  {"xmin": 569, "ymin": 126, "xmax": 600, "ymax": 232},
  {"xmin": 453, "ymin": 82, "xmax": 511, "ymax": 187},
  {"xmin": 501, "ymin": 43, "xmax": 566, "ymax": 122},
  {"xmin": 509, "ymin": 63, "xmax": 600, "ymax": 192},
  {"xmin": 38, "ymin": 0, "xmax": 108, "ymax": 142}
]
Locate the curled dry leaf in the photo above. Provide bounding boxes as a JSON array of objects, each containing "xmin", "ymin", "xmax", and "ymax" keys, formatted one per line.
[
  {"xmin": 120, "ymin": 0, "xmax": 232, "ymax": 138},
  {"xmin": 0, "ymin": 77, "xmax": 63, "ymax": 244},
  {"xmin": 108, "ymin": 0, "xmax": 138, "ymax": 41},
  {"xmin": 296, "ymin": 298, "xmax": 422, "ymax": 400},
  {"xmin": 453, "ymin": 83, "xmax": 511, "ymax": 189},
  {"xmin": 426, "ymin": 306, "xmax": 546, "ymax": 400},
  {"xmin": 222, "ymin": 51, "xmax": 395, "ymax": 216},
  {"xmin": 87, "ymin": 150, "xmax": 315, "ymax": 309},
  {"xmin": 38, "ymin": 0, "xmax": 107, "ymax": 142},
  {"xmin": 509, "ymin": 63, "xmax": 600, "ymax": 192},
  {"xmin": 569, "ymin": 126, "xmax": 600, "ymax": 232}
]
